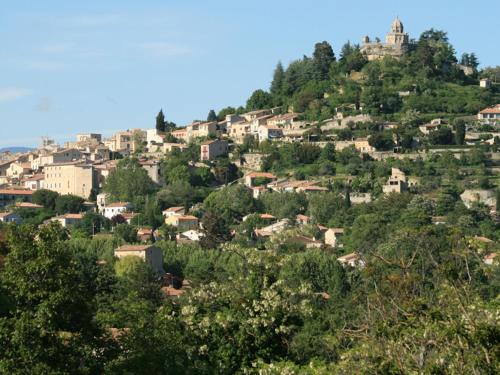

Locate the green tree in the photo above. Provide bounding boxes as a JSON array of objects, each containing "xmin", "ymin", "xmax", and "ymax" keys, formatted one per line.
[
  {"xmin": 270, "ymin": 61, "xmax": 285, "ymax": 97},
  {"xmin": 200, "ymin": 210, "xmax": 231, "ymax": 249},
  {"xmin": 204, "ymin": 184, "xmax": 256, "ymax": 224},
  {"xmin": 246, "ymin": 89, "xmax": 273, "ymax": 111},
  {"xmin": 55, "ymin": 194, "xmax": 85, "ymax": 214},
  {"xmin": 312, "ymin": 41, "xmax": 336, "ymax": 81},
  {"xmin": 0, "ymin": 223, "xmax": 110, "ymax": 373},
  {"xmin": 156, "ymin": 109, "xmax": 165, "ymax": 132},
  {"xmin": 114, "ymin": 223, "xmax": 138, "ymax": 243},
  {"xmin": 103, "ymin": 158, "xmax": 157, "ymax": 202},
  {"xmin": 207, "ymin": 109, "xmax": 217, "ymax": 122},
  {"xmin": 31, "ymin": 189, "xmax": 59, "ymax": 210},
  {"xmin": 454, "ymin": 118, "xmax": 466, "ymax": 145}
]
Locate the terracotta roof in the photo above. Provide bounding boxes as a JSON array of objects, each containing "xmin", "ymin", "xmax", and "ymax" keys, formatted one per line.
[
  {"xmin": 121, "ymin": 212, "xmax": 138, "ymax": 220},
  {"xmin": 115, "ymin": 244, "xmax": 156, "ymax": 252},
  {"xmin": 246, "ymin": 172, "xmax": 276, "ymax": 179},
  {"xmin": 296, "ymin": 214, "xmax": 310, "ymax": 221},
  {"xmin": 337, "ymin": 253, "xmax": 360, "ymax": 262},
  {"xmin": 161, "ymin": 287, "xmax": 184, "ymax": 297},
  {"xmin": 25, "ymin": 174, "xmax": 45, "ymax": 181},
  {"xmin": 66, "ymin": 213, "xmax": 83, "ymax": 219},
  {"xmin": 260, "ymin": 213, "xmax": 276, "ymax": 220},
  {"xmin": 15, "ymin": 202, "xmax": 43, "ymax": 209},
  {"xmin": 297, "ymin": 185, "xmax": 328, "ymax": 191},
  {"xmin": 106, "ymin": 202, "xmax": 131, "ymax": 208},
  {"xmin": 163, "ymin": 206, "xmax": 184, "ymax": 213},
  {"xmin": 0, "ymin": 189, "xmax": 33, "ymax": 195},
  {"xmin": 176, "ymin": 215, "xmax": 198, "ymax": 221},
  {"xmin": 0, "ymin": 211, "xmax": 17, "ymax": 218},
  {"xmin": 479, "ymin": 104, "xmax": 500, "ymax": 114}
]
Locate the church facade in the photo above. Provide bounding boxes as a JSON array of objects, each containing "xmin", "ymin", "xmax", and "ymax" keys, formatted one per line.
[{"xmin": 361, "ymin": 18, "xmax": 411, "ymax": 61}]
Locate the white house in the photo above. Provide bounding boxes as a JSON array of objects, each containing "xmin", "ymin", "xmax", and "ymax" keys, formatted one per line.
[
  {"xmin": 0, "ymin": 211, "xmax": 22, "ymax": 224},
  {"xmin": 162, "ymin": 206, "xmax": 185, "ymax": 217},
  {"xmin": 102, "ymin": 202, "xmax": 132, "ymax": 219}
]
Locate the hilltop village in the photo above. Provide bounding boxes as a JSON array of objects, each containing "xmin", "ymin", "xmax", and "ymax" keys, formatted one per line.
[{"xmin": 0, "ymin": 19, "xmax": 499, "ymax": 374}]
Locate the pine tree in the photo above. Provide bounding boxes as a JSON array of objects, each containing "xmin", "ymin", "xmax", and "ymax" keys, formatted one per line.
[
  {"xmin": 454, "ymin": 119, "xmax": 466, "ymax": 145},
  {"xmin": 270, "ymin": 61, "xmax": 285, "ymax": 96},
  {"xmin": 207, "ymin": 109, "xmax": 217, "ymax": 122},
  {"xmin": 344, "ymin": 187, "xmax": 351, "ymax": 208},
  {"xmin": 156, "ymin": 110, "xmax": 166, "ymax": 132},
  {"xmin": 312, "ymin": 41, "xmax": 335, "ymax": 81}
]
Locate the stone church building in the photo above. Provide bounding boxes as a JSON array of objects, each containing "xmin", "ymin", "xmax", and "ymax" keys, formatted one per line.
[{"xmin": 361, "ymin": 17, "xmax": 411, "ymax": 61}]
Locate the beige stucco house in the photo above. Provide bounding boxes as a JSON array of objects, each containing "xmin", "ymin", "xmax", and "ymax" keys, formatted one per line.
[
  {"xmin": 44, "ymin": 162, "xmax": 97, "ymax": 199},
  {"xmin": 114, "ymin": 244, "xmax": 165, "ymax": 274}
]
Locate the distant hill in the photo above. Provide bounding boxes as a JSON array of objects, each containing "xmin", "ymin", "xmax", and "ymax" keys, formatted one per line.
[{"xmin": 0, "ymin": 147, "xmax": 34, "ymax": 154}]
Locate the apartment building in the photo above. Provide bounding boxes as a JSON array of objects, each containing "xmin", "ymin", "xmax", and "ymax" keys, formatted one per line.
[
  {"xmin": 44, "ymin": 162, "xmax": 97, "ymax": 199},
  {"xmin": 200, "ymin": 139, "xmax": 228, "ymax": 161}
]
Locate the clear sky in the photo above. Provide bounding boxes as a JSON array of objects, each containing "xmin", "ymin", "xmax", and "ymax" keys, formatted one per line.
[{"xmin": 1, "ymin": 0, "xmax": 498, "ymax": 148}]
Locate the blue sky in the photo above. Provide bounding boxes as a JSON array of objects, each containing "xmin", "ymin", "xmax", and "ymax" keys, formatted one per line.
[{"xmin": 1, "ymin": 0, "xmax": 498, "ymax": 147}]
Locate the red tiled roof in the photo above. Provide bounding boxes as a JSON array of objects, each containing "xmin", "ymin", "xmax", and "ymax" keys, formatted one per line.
[
  {"xmin": 115, "ymin": 245, "xmax": 156, "ymax": 252},
  {"xmin": 260, "ymin": 213, "xmax": 276, "ymax": 219},
  {"xmin": 161, "ymin": 287, "xmax": 184, "ymax": 297},
  {"xmin": 176, "ymin": 215, "xmax": 198, "ymax": 221},
  {"xmin": 106, "ymin": 202, "xmax": 130, "ymax": 208},
  {"xmin": 246, "ymin": 172, "xmax": 276, "ymax": 179},
  {"xmin": 479, "ymin": 104, "xmax": 500, "ymax": 114},
  {"xmin": 164, "ymin": 206, "xmax": 184, "ymax": 212},
  {"xmin": 15, "ymin": 202, "xmax": 43, "ymax": 209},
  {"xmin": 0, "ymin": 189, "xmax": 34, "ymax": 195}
]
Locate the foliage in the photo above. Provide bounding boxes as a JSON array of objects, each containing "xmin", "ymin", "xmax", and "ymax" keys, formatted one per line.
[{"xmin": 103, "ymin": 157, "xmax": 157, "ymax": 202}]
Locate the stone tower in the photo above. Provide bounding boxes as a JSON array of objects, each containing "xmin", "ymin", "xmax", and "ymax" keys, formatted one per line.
[{"xmin": 385, "ymin": 17, "xmax": 409, "ymax": 46}]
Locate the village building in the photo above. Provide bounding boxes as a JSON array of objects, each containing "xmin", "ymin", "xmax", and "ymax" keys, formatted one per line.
[
  {"xmin": 0, "ymin": 211, "xmax": 22, "ymax": 224},
  {"xmin": 361, "ymin": 17, "xmax": 410, "ymax": 61},
  {"xmin": 267, "ymin": 113, "xmax": 300, "ymax": 128},
  {"xmin": 177, "ymin": 229, "xmax": 204, "ymax": 242},
  {"xmin": 200, "ymin": 139, "xmax": 228, "ymax": 161},
  {"xmin": 383, "ymin": 168, "xmax": 408, "ymax": 194},
  {"xmin": 50, "ymin": 213, "xmax": 83, "ymax": 227},
  {"xmin": 296, "ymin": 214, "xmax": 311, "ymax": 225},
  {"xmin": 114, "ymin": 245, "xmax": 164, "ymax": 274},
  {"xmin": 165, "ymin": 215, "xmax": 199, "ymax": 231},
  {"xmin": 14, "ymin": 202, "xmax": 43, "ymax": 210},
  {"xmin": 479, "ymin": 78, "xmax": 492, "ymax": 89},
  {"xmin": 162, "ymin": 206, "xmax": 185, "ymax": 217},
  {"xmin": 258, "ymin": 124, "xmax": 283, "ymax": 142},
  {"xmin": 286, "ymin": 235, "xmax": 323, "ymax": 249},
  {"xmin": 337, "ymin": 252, "xmax": 364, "ymax": 268},
  {"xmin": 0, "ymin": 189, "xmax": 33, "ymax": 208},
  {"xmin": 34, "ymin": 148, "xmax": 83, "ymax": 169},
  {"xmin": 102, "ymin": 202, "xmax": 132, "ymax": 219},
  {"xmin": 162, "ymin": 142, "xmax": 189, "ymax": 153},
  {"xmin": 137, "ymin": 228, "xmax": 154, "ymax": 242},
  {"xmin": 244, "ymin": 172, "xmax": 277, "ymax": 187},
  {"xmin": 121, "ymin": 212, "xmax": 139, "ymax": 224},
  {"xmin": 23, "ymin": 174, "xmax": 45, "ymax": 190},
  {"xmin": 44, "ymin": 162, "xmax": 97, "ymax": 199},
  {"xmin": 325, "ymin": 228, "xmax": 344, "ymax": 247},
  {"xmin": 254, "ymin": 218, "xmax": 290, "ymax": 238},
  {"xmin": 477, "ymin": 104, "xmax": 500, "ymax": 123},
  {"xmin": 483, "ymin": 253, "xmax": 497, "ymax": 265},
  {"xmin": 6, "ymin": 162, "xmax": 32, "ymax": 179},
  {"xmin": 139, "ymin": 159, "xmax": 162, "ymax": 184},
  {"xmin": 228, "ymin": 121, "xmax": 252, "ymax": 144}
]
